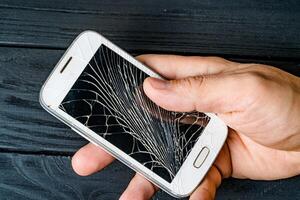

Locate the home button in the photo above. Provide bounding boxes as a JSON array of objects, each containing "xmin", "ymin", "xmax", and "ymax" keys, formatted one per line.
[{"xmin": 193, "ymin": 147, "xmax": 210, "ymax": 168}]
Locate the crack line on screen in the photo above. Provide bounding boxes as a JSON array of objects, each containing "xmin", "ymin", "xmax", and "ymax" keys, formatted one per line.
[{"xmin": 59, "ymin": 45, "xmax": 210, "ymax": 182}]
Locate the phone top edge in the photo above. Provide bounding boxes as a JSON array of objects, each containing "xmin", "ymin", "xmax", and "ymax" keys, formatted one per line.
[{"xmin": 39, "ymin": 31, "xmax": 89, "ymax": 108}]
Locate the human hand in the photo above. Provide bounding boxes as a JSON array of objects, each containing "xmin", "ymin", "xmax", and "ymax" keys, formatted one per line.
[{"xmin": 72, "ymin": 55, "xmax": 300, "ymax": 200}]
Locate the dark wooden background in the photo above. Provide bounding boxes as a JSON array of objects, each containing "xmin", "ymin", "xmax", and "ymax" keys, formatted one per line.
[{"xmin": 0, "ymin": 1, "xmax": 299, "ymax": 199}]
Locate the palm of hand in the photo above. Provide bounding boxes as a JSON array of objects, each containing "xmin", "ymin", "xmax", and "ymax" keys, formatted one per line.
[
  {"xmin": 224, "ymin": 129, "xmax": 299, "ymax": 180},
  {"xmin": 217, "ymin": 63, "xmax": 300, "ymax": 180}
]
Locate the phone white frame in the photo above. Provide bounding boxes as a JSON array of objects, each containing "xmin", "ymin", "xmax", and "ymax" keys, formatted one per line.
[{"xmin": 40, "ymin": 31, "xmax": 228, "ymax": 198}]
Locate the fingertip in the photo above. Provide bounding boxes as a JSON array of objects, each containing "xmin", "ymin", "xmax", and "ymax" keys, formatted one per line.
[
  {"xmin": 71, "ymin": 150, "xmax": 93, "ymax": 176},
  {"xmin": 143, "ymin": 77, "xmax": 172, "ymax": 110},
  {"xmin": 142, "ymin": 77, "xmax": 152, "ymax": 90},
  {"xmin": 136, "ymin": 54, "xmax": 187, "ymax": 79},
  {"xmin": 71, "ymin": 143, "xmax": 114, "ymax": 176},
  {"xmin": 143, "ymin": 77, "xmax": 160, "ymax": 102},
  {"xmin": 136, "ymin": 54, "xmax": 158, "ymax": 66},
  {"xmin": 143, "ymin": 77, "xmax": 195, "ymax": 112}
]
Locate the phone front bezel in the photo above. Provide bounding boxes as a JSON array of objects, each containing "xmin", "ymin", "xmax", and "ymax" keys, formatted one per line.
[{"xmin": 39, "ymin": 31, "xmax": 228, "ymax": 198}]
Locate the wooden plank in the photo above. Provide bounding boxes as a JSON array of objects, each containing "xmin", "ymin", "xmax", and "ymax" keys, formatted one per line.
[
  {"xmin": 0, "ymin": 153, "xmax": 299, "ymax": 199},
  {"xmin": 0, "ymin": 47, "xmax": 86, "ymax": 154},
  {"xmin": 0, "ymin": 0, "xmax": 300, "ymax": 59},
  {"xmin": 0, "ymin": 153, "xmax": 134, "ymax": 200},
  {"xmin": 0, "ymin": 47, "xmax": 299, "ymax": 154}
]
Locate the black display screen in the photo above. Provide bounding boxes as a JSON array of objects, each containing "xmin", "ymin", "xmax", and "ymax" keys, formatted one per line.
[{"xmin": 59, "ymin": 44, "xmax": 210, "ymax": 182}]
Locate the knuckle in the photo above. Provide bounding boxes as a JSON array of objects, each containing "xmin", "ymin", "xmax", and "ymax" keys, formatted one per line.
[
  {"xmin": 207, "ymin": 56, "xmax": 228, "ymax": 63},
  {"xmin": 205, "ymin": 56, "xmax": 238, "ymax": 67},
  {"xmin": 242, "ymin": 71, "xmax": 270, "ymax": 98},
  {"xmin": 170, "ymin": 76, "xmax": 205, "ymax": 99},
  {"xmin": 179, "ymin": 76, "xmax": 205, "ymax": 90}
]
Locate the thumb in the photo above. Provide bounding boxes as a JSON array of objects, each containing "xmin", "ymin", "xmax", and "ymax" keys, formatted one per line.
[{"xmin": 143, "ymin": 75, "xmax": 241, "ymax": 113}]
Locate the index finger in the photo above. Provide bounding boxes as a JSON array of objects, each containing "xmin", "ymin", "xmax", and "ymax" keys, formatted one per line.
[{"xmin": 136, "ymin": 54, "xmax": 238, "ymax": 79}]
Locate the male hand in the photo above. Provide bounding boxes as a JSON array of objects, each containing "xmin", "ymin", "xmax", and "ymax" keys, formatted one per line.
[{"xmin": 72, "ymin": 55, "xmax": 300, "ymax": 200}]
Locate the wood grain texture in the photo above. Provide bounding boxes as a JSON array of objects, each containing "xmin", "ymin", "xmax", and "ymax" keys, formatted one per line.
[
  {"xmin": 0, "ymin": 0, "xmax": 300, "ymax": 59},
  {"xmin": 0, "ymin": 47, "xmax": 87, "ymax": 155},
  {"xmin": 0, "ymin": 46, "xmax": 299, "ymax": 199},
  {"xmin": 0, "ymin": 1, "xmax": 300, "ymax": 198},
  {"xmin": 0, "ymin": 153, "xmax": 299, "ymax": 200},
  {"xmin": 0, "ymin": 47, "xmax": 299, "ymax": 154},
  {"xmin": 0, "ymin": 153, "xmax": 133, "ymax": 200}
]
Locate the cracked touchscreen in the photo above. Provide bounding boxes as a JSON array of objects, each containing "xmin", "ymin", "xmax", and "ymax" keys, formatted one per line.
[{"xmin": 59, "ymin": 44, "xmax": 211, "ymax": 182}]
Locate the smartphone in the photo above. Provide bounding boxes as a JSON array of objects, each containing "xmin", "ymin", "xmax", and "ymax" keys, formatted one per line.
[{"xmin": 40, "ymin": 31, "xmax": 227, "ymax": 198}]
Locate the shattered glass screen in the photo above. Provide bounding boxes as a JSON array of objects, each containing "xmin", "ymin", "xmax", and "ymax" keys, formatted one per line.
[{"xmin": 59, "ymin": 44, "xmax": 210, "ymax": 182}]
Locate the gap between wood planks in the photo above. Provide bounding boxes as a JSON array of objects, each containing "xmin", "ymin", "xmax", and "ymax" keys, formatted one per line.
[{"xmin": 0, "ymin": 43, "xmax": 299, "ymax": 64}]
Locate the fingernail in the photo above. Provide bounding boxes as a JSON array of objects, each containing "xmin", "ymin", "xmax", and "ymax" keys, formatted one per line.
[{"xmin": 148, "ymin": 78, "xmax": 169, "ymax": 90}]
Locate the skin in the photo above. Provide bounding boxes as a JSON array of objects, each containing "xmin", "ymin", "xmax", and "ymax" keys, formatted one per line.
[{"xmin": 71, "ymin": 55, "xmax": 300, "ymax": 200}]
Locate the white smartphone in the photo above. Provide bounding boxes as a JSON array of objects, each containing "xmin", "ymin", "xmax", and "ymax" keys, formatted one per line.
[{"xmin": 40, "ymin": 31, "xmax": 227, "ymax": 198}]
